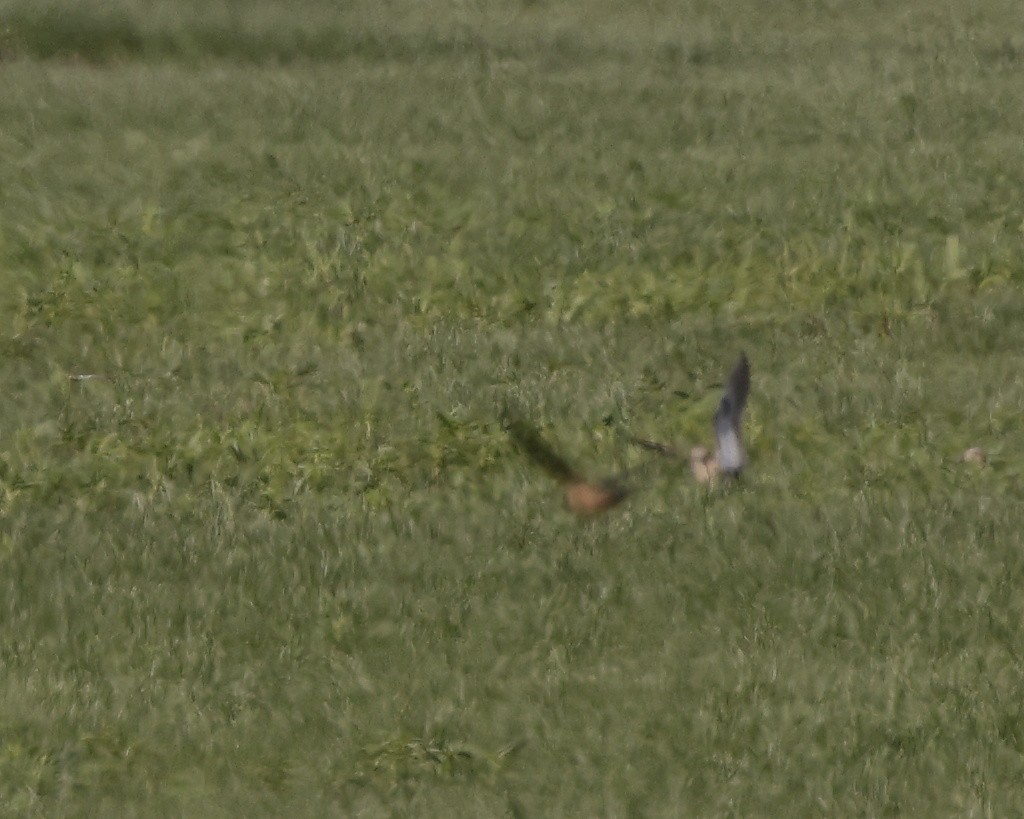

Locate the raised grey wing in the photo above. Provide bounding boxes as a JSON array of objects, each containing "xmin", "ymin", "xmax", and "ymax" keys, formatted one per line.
[
  {"xmin": 713, "ymin": 353, "xmax": 750, "ymax": 475},
  {"xmin": 714, "ymin": 412, "xmax": 744, "ymax": 474}
]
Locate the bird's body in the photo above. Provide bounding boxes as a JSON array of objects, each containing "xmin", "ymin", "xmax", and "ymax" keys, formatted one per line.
[
  {"xmin": 564, "ymin": 479, "xmax": 631, "ymax": 516},
  {"xmin": 688, "ymin": 445, "xmax": 720, "ymax": 485}
]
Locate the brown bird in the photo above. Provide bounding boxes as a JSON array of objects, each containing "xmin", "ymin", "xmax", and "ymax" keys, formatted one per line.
[
  {"xmin": 504, "ymin": 416, "xmax": 631, "ymax": 516},
  {"xmin": 633, "ymin": 352, "xmax": 752, "ymax": 485}
]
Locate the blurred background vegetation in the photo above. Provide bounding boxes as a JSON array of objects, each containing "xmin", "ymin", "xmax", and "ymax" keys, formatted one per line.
[{"xmin": 1, "ymin": 0, "xmax": 1024, "ymax": 815}]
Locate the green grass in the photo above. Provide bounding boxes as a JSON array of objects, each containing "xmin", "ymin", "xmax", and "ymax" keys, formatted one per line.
[{"xmin": 2, "ymin": 0, "xmax": 1024, "ymax": 814}]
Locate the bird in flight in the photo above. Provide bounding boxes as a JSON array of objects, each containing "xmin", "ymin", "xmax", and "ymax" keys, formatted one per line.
[
  {"xmin": 633, "ymin": 352, "xmax": 751, "ymax": 484},
  {"xmin": 504, "ymin": 415, "xmax": 632, "ymax": 516}
]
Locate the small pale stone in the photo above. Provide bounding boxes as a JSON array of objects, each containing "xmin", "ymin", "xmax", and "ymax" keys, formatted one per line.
[{"xmin": 961, "ymin": 446, "xmax": 986, "ymax": 466}]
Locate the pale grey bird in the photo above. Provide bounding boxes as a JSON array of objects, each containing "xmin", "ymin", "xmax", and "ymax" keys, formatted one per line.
[{"xmin": 633, "ymin": 352, "xmax": 751, "ymax": 484}]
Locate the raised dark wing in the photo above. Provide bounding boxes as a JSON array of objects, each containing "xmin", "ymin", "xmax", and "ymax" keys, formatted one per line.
[
  {"xmin": 504, "ymin": 416, "xmax": 581, "ymax": 484},
  {"xmin": 722, "ymin": 352, "xmax": 750, "ymax": 418}
]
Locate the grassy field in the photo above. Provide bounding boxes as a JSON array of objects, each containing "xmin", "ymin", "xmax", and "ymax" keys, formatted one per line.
[{"xmin": 2, "ymin": 0, "xmax": 1024, "ymax": 814}]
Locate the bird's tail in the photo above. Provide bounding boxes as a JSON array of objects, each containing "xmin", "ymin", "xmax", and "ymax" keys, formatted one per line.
[{"xmin": 627, "ymin": 436, "xmax": 681, "ymax": 458}]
